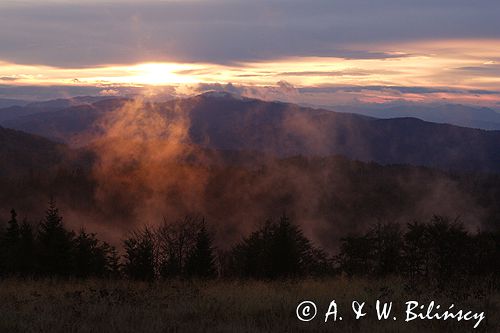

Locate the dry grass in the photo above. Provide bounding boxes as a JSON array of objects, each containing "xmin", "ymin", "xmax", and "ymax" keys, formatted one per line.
[{"xmin": 0, "ymin": 277, "xmax": 497, "ymax": 332}]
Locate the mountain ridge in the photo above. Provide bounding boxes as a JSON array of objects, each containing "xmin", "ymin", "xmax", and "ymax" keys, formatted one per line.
[{"xmin": 1, "ymin": 94, "xmax": 499, "ymax": 173}]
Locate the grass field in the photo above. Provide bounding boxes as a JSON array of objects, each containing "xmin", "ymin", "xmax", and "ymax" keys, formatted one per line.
[{"xmin": 0, "ymin": 277, "xmax": 497, "ymax": 332}]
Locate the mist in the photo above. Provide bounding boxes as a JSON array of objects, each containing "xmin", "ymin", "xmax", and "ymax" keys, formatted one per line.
[{"xmin": 19, "ymin": 97, "xmax": 486, "ymax": 251}]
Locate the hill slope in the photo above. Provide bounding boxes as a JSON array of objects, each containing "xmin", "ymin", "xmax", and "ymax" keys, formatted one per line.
[
  {"xmin": 0, "ymin": 126, "xmax": 89, "ymax": 178},
  {"xmin": 2, "ymin": 93, "xmax": 500, "ymax": 173}
]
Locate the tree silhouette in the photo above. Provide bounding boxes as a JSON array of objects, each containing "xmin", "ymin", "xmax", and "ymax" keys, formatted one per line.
[
  {"xmin": 425, "ymin": 216, "xmax": 472, "ymax": 287},
  {"xmin": 123, "ymin": 227, "xmax": 155, "ymax": 280},
  {"xmin": 403, "ymin": 221, "xmax": 431, "ymax": 279},
  {"xmin": 339, "ymin": 234, "xmax": 375, "ymax": 277},
  {"xmin": 340, "ymin": 222, "xmax": 403, "ymax": 277},
  {"xmin": 1, "ymin": 201, "xmax": 499, "ymax": 284},
  {"xmin": 0, "ymin": 209, "xmax": 21, "ymax": 275},
  {"xmin": 37, "ymin": 198, "xmax": 74, "ymax": 276},
  {"xmin": 103, "ymin": 244, "xmax": 122, "ymax": 278},
  {"xmin": 269, "ymin": 214, "xmax": 308, "ymax": 278},
  {"xmin": 471, "ymin": 230, "xmax": 500, "ymax": 277},
  {"xmin": 74, "ymin": 229, "xmax": 115, "ymax": 278},
  {"xmin": 157, "ymin": 216, "xmax": 199, "ymax": 278},
  {"xmin": 18, "ymin": 218, "xmax": 36, "ymax": 275},
  {"xmin": 369, "ymin": 222, "xmax": 403, "ymax": 276},
  {"xmin": 231, "ymin": 223, "xmax": 268, "ymax": 278},
  {"xmin": 186, "ymin": 220, "xmax": 216, "ymax": 278},
  {"xmin": 231, "ymin": 214, "xmax": 330, "ymax": 278}
]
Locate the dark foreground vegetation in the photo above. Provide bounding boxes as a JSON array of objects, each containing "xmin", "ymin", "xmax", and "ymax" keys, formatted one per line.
[
  {"xmin": 1, "ymin": 200, "xmax": 500, "ymax": 332},
  {"xmin": 1, "ymin": 199, "xmax": 500, "ymax": 284}
]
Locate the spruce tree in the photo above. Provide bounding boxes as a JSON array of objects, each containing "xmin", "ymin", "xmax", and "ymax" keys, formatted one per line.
[
  {"xmin": 18, "ymin": 219, "xmax": 35, "ymax": 275},
  {"xmin": 1, "ymin": 209, "xmax": 21, "ymax": 274},
  {"xmin": 186, "ymin": 221, "xmax": 216, "ymax": 278},
  {"xmin": 5, "ymin": 209, "xmax": 20, "ymax": 241},
  {"xmin": 269, "ymin": 214, "xmax": 304, "ymax": 278},
  {"xmin": 37, "ymin": 198, "xmax": 74, "ymax": 276},
  {"xmin": 74, "ymin": 229, "xmax": 111, "ymax": 278},
  {"xmin": 230, "ymin": 214, "xmax": 330, "ymax": 278},
  {"xmin": 104, "ymin": 244, "xmax": 122, "ymax": 278}
]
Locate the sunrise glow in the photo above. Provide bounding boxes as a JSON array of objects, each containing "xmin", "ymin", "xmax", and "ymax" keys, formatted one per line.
[
  {"xmin": 1, "ymin": 38, "xmax": 499, "ymax": 106},
  {"xmin": 1, "ymin": 39, "xmax": 499, "ymax": 90}
]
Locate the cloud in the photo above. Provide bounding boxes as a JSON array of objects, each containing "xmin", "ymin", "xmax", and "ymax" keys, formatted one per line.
[
  {"xmin": 2, "ymin": 80, "xmax": 500, "ymax": 108},
  {"xmin": 99, "ymin": 89, "xmax": 120, "ymax": 96},
  {"xmin": 0, "ymin": 84, "xmax": 152, "ymax": 101},
  {"xmin": 186, "ymin": 82, "xmax": 500, "ymax": 108},
  {"xmin": 0, "ymin": 0, "xmax": 499, "ymax": 67},
  {"xmin": 0, "ymin": 76, "xmax": 19, "ymax": 81},
  {"xmin": 298, "ymin": 85, "xmax": 500, "ymax": 95},
  {"xmin": 278, "ymin": 70, "xmax": 370, "ymax": 77},
  {"xmin": 454, "ymin": 65, "xmax": 500, "ymax": 75}
]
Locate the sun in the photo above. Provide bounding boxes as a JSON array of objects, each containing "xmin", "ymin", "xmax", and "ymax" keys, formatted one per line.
[
  {"xmin": 76, "ymin": 62, "xmax": 202, "ymax": 86},
  {"xmin": 123, "ymin": 63, "xmax": 199, "ymax": 85}
]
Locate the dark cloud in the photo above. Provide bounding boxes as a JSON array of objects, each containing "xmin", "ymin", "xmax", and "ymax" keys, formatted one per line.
[
  {"xmin": 279, "ymin": 70, "xmax": 371, "ymax": 77},
  {"xmin": 298, "ymin": 85, "xmax": 500, "ymax": 95},
  {"xmin": 456, "ymin": 67, "xmax": 492, "ymax": 71},
  {"xmin": 0, "ymin": 83, "xmax": 183, "ymax": 101},
  {"xmin": 0, "ymin": 0, "xmax": 499, "ymax": 67},
  {"xmin": 0, "ymin": 84, "xmax": 136, "ymax": 101},
  {"xmin": 0, "ymin": 77, "xmax": 19, "ymax": 81},
  {"xmin": 154, "ymin": 81, "xmax": 500, "ymax": 103},
  {"xmin": 454, "ymin": 65, "xmax": 500, "ymax": 75}
]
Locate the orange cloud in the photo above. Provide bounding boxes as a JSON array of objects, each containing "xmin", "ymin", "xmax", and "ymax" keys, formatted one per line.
[{"xmin": 1, "ymin": 38, "xmax": 499, "ymax": 106}]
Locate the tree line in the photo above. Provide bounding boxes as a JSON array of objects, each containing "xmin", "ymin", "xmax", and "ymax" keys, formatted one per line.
[
  {"xmin": 0, "ymin": 199, "xmax": 120, "ymax": 278},
  {"xmin": 1, "ymin": 200, "xmax": 499, "ymax": 285}
]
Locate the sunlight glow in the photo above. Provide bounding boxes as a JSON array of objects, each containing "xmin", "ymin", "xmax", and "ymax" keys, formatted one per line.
[
  {"xmin": 84, "ymin": 63, "xmax": 202, "ymax": 85},
  {"xmin": 1, "ymin": 39, "xmax": 499, "ymax": 103}
]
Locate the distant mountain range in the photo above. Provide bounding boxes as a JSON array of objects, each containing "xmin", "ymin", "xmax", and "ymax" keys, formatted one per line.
[
  {"xmin": 329, "ymin": 103, "xmax": 500, "ymax": 131},
  {"xmin": 0, "ymin": 96, "xmax": 112, "ymax": 122},
  {"xmin": 0, "ymin": 98, "xmax": 31, "ymax": 109},
  {"xmin": 1, "ymin": 92, "xmax": 500, "ymax": 173}
]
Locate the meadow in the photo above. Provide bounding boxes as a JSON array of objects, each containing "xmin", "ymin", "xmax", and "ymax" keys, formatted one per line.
[{"xmin": 0, "ymin": 277, "xmax": 497, "ymax": 332}]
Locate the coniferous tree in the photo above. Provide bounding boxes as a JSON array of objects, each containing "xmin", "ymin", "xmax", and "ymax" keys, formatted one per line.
[
  {"xmin": 123, "ymin": 227, "xmax": 155, "ymax": 280},
  {"xmin": 471, "ymin": 230, "xmax": 499, "ymax": 277},
  {"xmin": 104, "ymin": 244, "xmax": 122, "ymax": 278},
  {"xmin": 425, "ymin": 216, "xmax": 472, "ymax": 286},
  {"xmin": 37, "ymin": 198, "xmax": 74, "ymax": 276},
  {"xmin": 18, "ymin": 218, "xmax": 36, "ymax": 275},
  {"xmin": 339, "ymin": 234, "xmax": 375, "ymax": 276},
  {"xmin": 269, "ymin": 214, "xmax": 309, "ymax": 278},
  {"xmin": 231, "ymin": 214, "xmax": 330, "ymax": 278},
  {"xmin": 74, "ymin": 229, "xmax": 113, "ymax": 278},
  {"xmin": 403, "ymin": 221, "xmax": 431, "ymax": 279},
  {"xmin": 231, "ymin": 224, "xmax": 268, "ymax": 278},
  {"xmin": 0, "ymin": 219, "xmax": 5, "ymax": 276},
  {"xmin": 1, "ymin": 209, "xmax": 21, "ymax": 274},
  {"xmin": 369, "ymin": 222, "xmax": 403, "ymax": 276},
  {"xmin": 5, "ymin": 209, "xmax": 20, "ymax": 240},
  {"xmin": 186, "ymin": 221, "xmax": 216, "ymax": 278}
]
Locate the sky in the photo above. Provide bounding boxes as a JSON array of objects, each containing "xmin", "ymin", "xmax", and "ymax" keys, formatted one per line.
[{"xmin": 0, "ymin": 0, "xmax": 500, "ymax": 106}]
